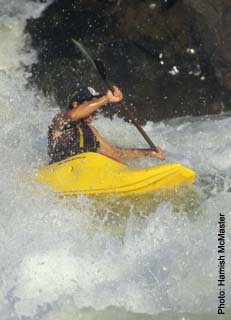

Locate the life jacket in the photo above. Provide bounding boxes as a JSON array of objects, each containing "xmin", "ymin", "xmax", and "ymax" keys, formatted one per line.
[{"xmin": 48, "ymin": 121, "xmax": 99, "ymax": 163}]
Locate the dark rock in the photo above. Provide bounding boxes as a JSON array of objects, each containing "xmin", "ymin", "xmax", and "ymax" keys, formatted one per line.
[{"xmin": 26, "ymin": 0, "xmax": 231, "ymax": 122}]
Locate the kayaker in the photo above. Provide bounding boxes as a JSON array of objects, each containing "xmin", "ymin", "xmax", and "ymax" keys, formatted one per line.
[{"xmin": 48, "ymin": 85, "xmax": 165, "ymax": 163}]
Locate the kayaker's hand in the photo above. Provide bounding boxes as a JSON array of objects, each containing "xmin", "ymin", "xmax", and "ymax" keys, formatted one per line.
[
  {"xmin": 106, "ymin": 86, "xmax": 123, "ymax": 103},
  {"xmin": 150, "ymin": 146, "xmax": 165, "ymax": 160}
]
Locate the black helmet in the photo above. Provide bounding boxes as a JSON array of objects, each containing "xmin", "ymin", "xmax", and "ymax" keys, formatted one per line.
[{"xmin": 68, "ymin": 84, "xmax": 103, "ymax": 108}]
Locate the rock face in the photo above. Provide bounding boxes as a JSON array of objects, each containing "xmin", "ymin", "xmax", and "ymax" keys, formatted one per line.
[
  {"xmin": 185, "ymin": 0, "xmax": 231, "ymax": 108},
  {"xmin": 26, "ymin": 0, "xmax": 231, "ymax": 121}
]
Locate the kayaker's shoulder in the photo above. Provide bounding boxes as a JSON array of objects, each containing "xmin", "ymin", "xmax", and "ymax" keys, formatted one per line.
[
  {"xmin": 51, "ymin": 111, "xmax": 68, "ymax": 121},
  {"xmin": 50, "ymin": 111, "xmax": 71, "ymax": 131}
]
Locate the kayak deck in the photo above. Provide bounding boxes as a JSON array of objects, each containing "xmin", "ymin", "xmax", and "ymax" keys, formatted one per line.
[{"xmin": 36, "ymin": 152, "xmax": 196, "ymax": 196}]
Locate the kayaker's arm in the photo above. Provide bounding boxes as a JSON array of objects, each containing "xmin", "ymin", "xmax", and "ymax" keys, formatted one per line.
[
  {"xmin": 91, "ymin": 126, "xmax": 165, "ymax": 160},
  {"xmin": 66, "ymin": 86, "xmax": 123, "ymax": 121},
  {"xmin": 111, "ymin": 146, "xmax": 165, "ymax": 160}
]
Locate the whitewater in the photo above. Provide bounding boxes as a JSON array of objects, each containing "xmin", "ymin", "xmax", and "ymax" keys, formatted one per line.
[{"xmin": 0, "ymin": 1, "xmax": 230, "ymax": 319}]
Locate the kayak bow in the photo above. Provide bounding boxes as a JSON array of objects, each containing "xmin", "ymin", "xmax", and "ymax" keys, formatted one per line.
[{"xmin": 36, "ymin": 152, "xmax": 196, "ymax": 196}]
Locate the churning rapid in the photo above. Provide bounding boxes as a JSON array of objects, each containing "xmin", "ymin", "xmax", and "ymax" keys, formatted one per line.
[{"xmin": 0, "ymin": 1, "xmax": 230, "ymax": 320}]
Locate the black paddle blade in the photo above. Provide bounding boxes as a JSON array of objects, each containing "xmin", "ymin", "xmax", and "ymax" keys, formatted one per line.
[
  {"xmin": 72, "ymin": 38, "xmax": 98, "ymax": 72},
  {"xmin": 72, "ymin": 38, "xmax": 107, "ymax": 80},
  {"xmin": 93, "ymin": 59, "xmax": 107, "ymax": 80}
]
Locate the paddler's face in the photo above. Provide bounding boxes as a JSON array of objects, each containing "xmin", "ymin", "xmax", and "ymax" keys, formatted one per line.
[
  {"xmin": 83, "ymin": 112, "xmax": 96, "ymax": 124},
  {"xmin": 82, "ymin": 97, "xmax": 98, "ymax": 123}
]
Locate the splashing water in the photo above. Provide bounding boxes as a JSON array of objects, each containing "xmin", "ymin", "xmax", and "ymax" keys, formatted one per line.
[{"xmin": 0, "ymin": 1, "xmax": 231, "ymax": 320}]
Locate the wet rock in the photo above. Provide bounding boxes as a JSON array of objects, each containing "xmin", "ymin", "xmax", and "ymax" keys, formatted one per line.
[{"xmin": 26, "ymin": 0, "xmax": 231, "ymax": 122}]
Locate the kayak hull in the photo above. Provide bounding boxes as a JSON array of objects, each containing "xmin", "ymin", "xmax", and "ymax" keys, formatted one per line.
[{"xmin": 36, "ymin": 152, "xmax": 196, "ymax": 196}]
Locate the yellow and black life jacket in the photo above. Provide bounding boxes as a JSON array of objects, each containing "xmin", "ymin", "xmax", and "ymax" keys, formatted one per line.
[{"xmin": 48, "ymin": 121, "xmax": 99, "ymax": 163}]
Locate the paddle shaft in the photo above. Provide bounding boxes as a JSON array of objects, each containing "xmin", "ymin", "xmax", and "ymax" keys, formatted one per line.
[
  {"xmin": 71, "ymin": 38, "xmax": 158, "ymax": 152},
  {"xmin": 103, "ymin": 79, "xmax": 159, "ymax": 153}
]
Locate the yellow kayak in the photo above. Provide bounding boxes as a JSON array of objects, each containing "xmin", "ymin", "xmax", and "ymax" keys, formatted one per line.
[{"xmin": 36, "ymin": 152, "xmax": 196, "ymax": 196}]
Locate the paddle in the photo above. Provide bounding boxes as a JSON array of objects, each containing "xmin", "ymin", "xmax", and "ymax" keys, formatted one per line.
[{"xmin": 72, "ymin": 38, "xmax": 159, "ymax": 153}]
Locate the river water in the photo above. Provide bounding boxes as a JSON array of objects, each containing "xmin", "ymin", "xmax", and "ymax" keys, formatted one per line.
[{"xmin": 0, "ymin": 1, "xmax": 230, "ymax": 320}]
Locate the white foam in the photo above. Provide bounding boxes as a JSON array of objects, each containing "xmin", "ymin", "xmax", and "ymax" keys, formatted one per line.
[{"xmin": 0, "ymin": 1, "xmax": 231, "ymax": 319}]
